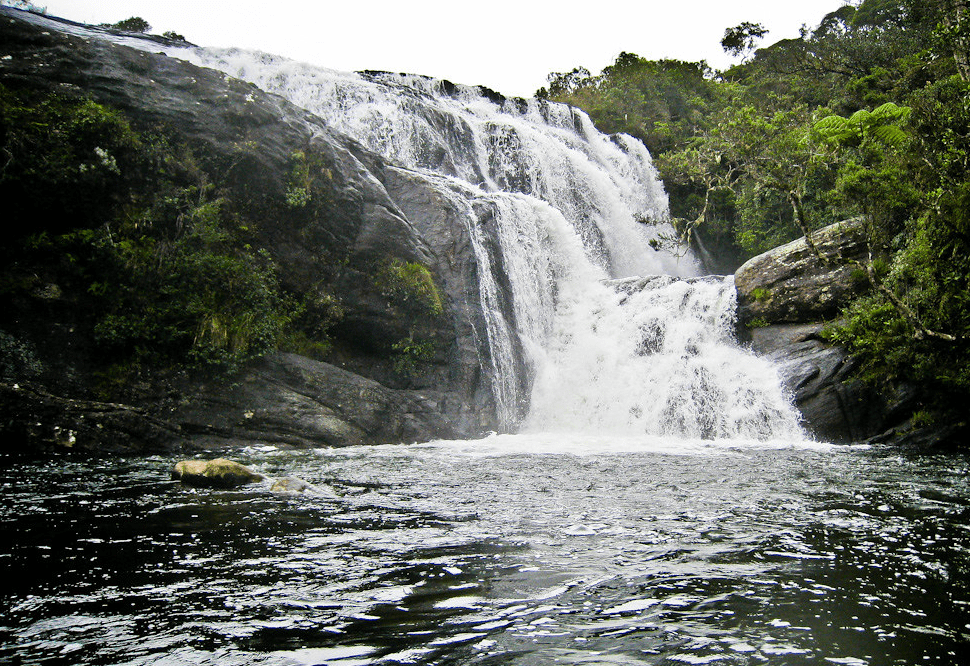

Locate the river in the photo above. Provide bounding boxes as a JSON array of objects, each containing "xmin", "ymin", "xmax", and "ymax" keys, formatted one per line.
[{"xmin": 2, "ymin": 437, "xmax": 969, "ymax": 665}]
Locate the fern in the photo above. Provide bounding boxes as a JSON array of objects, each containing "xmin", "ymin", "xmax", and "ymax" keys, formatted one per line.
[{"xmin": 814, "ymin": 103, "xmax": 911, "ymax": 149}]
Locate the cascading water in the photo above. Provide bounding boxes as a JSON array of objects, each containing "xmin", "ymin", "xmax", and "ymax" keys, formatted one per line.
[{"xmin": 157, "ymin": 45, "xmax": 802, "ymax": 440}]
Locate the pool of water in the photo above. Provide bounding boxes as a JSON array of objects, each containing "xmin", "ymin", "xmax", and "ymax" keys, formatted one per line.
[{"xmin": 1, "ymin": 434, "xmax": 969, "ymax": 665}]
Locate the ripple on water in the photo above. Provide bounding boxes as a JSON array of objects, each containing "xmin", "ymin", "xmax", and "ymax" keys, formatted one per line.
[{"xmin": 0, "ymin": 442, "xmax": 969, "ymax": 665}]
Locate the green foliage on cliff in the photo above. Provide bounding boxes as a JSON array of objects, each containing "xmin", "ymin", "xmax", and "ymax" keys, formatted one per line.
[
  {"xmin": 376, "ymin": 258, "xmax": 444, "ymax": 318},
  {"xmin": 373, "ymin": 258, "xmax": 443, "ymax": 378},
  {"xmin": 85, "ymin": 198, "xmax": 290, "ymax": 371},
  {"xmin": 0, "ymin": 85, "xmax": 333, "ymax": 386},
  {"xmin": 542, "ymin": 0, "xmax": 970, "ymax": 415}
]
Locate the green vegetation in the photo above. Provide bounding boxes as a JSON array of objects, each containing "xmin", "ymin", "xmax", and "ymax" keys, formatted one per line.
[
  {"xmin": 375, "ymin": 258, "xmax": 444, "ymax": 318},
  {"xmin": 391, "ymin": 336, "xmax": 436, "ymax": 378},
  {"xmin": 542, "ymin": 0, "xmax": 970, "ymax": 420},
  {"xmin": 374, "ymin": 258, "xmax": 443, "ymax": 378},
  {"xmin": 0, "ymin": 85, "xmax": 338, "ymax": 388},
  {"xmin": 749, "ymin": 288, "xmax": 771, "ymax": 303},
  {"xmin": 109, "ymin": 17, "xmax": 151, "ymax": 33}
]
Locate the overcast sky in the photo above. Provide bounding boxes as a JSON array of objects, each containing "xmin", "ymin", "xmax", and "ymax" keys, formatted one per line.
[{"xmin": 37, "ymin": 1, "xmax": 849, "ymax": 98}]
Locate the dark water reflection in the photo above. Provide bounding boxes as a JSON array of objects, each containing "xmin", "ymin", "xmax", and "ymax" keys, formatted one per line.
[{"xmin": 1, "ymin": 438, "xmax": 969, "ymax": 665}]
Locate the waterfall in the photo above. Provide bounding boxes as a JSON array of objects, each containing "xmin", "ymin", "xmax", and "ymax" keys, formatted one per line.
[
  {"xmin": 156, "ymin": 45, "xmax": 801, "ymax": 440},
  {"xmin": 525, "ymin": 276, "xmax": 803, "ymax": 439}
]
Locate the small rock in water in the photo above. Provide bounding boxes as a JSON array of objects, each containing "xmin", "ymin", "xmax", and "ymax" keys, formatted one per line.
[
  {"xmin": 172, "ymin": 458, "xmax": 264, "ymax": 488},
  {"xmin": 270, "ymin": 475, "xmax": 335, "ymax": 496}
]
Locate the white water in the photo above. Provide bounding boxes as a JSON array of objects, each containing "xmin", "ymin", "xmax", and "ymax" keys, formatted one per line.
[
  {"xmin": 171, "ymin": 46, "xmax": 804, "ymax": 441},
  {"xmin": 56, "ymin": 21, "xmax": 804, "ymax": 441}
]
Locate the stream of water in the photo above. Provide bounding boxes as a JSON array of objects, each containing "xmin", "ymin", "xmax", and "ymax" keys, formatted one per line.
[{"xmin": 2, "ymin": 440, "xmax": 970, "ymax": 665}]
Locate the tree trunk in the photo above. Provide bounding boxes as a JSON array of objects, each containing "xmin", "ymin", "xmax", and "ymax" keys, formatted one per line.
[{"xmin": 943, "ymin": 0, "xmax": 970, "ymax": 81}]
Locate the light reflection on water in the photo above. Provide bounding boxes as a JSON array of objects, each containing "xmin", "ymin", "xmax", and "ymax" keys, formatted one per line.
[{"xmin": 1, "ymin": 436, "xmax": 969, "ymax": 665}]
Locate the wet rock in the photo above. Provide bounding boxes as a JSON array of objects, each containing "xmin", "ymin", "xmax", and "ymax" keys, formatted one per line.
[
  {"xmin": 173, "ymin": 352, "xmax": 461, "ymax": 448},
  {"xmin": 748, "ymin": 324, "xmax": 912, "ymax": 443},
  {"xmin": 0, "ymin": 383, "xmax": 187, "ymax": 454},
  {"xmin": 270, "ymin": 475, "xmax": 335, "ymax": 496},
  {"xmin": 730, "ymin": 220, "xmax": 945, "ymax": 444},
  {"xmin": 732, "ymin": 221, "xmax": 949, "ymax": 445},
  {"xmin": 735, "ymin": 218, "xmax": 870, "ymax": 327},
  {"xmin": 0, "ymin": 9, "xmax": 500, "ymax": 447},
  {"xmin": 172, "ymin": 458, "xmax": 264, "ymax": 488}
]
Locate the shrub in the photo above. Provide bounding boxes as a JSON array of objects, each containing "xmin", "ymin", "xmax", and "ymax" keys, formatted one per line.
[
  {"xmin": 1, "ymin": 86, "xmax": 301, "ymax": 379},
  {"xmin": 375, "ymin": 258, "xmax": 443, "ymax": 317},
  {"xmin": 111, "ymin": 17, "xmax": 151, "ymax": 33},
  {"xmin": 391, "ymin": 337, "xmax": 436, "ymax": 377}
]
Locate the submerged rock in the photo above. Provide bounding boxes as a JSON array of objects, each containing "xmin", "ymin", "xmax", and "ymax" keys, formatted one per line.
[
  {"xmin": 270, "ymin": 476, "xmax": 335, "ymax": 496},
  {"xmin": 172, "ymin": 458, "xmax": 264, "ymax": 488}
]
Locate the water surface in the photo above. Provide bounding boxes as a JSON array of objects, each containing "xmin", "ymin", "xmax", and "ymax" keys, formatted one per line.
[{"xmin": 2, "ymin": 436, "xmax": 969, "ymax": 665}]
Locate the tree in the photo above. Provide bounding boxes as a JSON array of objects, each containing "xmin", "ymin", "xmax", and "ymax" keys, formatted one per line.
[
  {"xmin": 721, "ymin": 22, "xmax": 768, "ymax": 58},
  {"xmin": 111, "ymin": 17, "xmax": 151, "ymax": 33},
  {"xmin": 937, "ymin": 0, "xmax": 970, "ymax": 80},
  {"xmin": 536, "ymin": 67, "xmax": 591, "ymax": 98}
]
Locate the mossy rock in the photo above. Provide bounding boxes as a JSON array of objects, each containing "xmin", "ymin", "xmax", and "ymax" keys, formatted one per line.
[{"xmin": 172, "ymin": 458, "xmax": 264, "ymax": 488}]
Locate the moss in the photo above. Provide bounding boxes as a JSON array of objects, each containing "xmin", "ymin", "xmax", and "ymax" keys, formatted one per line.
[
  {"xmin": 749, "ymin": 287, "xmax": 771, "ymax": 302},
  {"xmin": 172, "ymin": 458, "xmax": 263, "ymax": 488},
  {"xmin": 375, "ymin": 258, "xmax": 444, "ymax": 317}
]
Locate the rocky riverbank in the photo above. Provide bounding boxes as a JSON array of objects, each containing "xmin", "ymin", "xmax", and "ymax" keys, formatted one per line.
[{"xmin": 734, "ymin": 219, "xmax": 963, "ymax": 447}]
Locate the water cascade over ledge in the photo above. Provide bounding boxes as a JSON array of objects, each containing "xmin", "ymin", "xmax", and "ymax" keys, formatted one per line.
[{"xmin": 139, "ymin": 47, "xmax": 801, "ymax": 440}]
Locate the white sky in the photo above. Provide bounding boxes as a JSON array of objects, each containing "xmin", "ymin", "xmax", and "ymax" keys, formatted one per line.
[{"xmin": 37, "ymin": 1, "xmax": 849, "ymax": 98}]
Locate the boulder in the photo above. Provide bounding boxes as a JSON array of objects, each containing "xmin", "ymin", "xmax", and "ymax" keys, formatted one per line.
[
  {"xmin": 735, "ymin": 218, "xmax": 870, "ymax": 326},
  {"xmin": 172, "ymin": 458, "xmax": 264, "ymax": 488},
  {"xmin": 732, "ymin": 220, "xmax": 945, "ymax": 445}
]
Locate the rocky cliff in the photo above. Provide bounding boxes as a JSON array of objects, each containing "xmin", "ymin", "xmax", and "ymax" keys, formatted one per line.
[
  {"xmin": 0, "ymin": 9, "xmax": 496, "ymax": 451},
  {"xmin": 734, "ymin": 219, "xmax": 957, "ymax": 447}
]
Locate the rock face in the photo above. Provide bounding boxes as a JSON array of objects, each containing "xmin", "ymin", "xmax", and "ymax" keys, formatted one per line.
[
  {"xmin": 746, "ymin": 324, "xmax": 910, "ymax": 443},
  {"xmin": 734, "ymin": 220, "xmax": 927, "ymax": 445},
  {"xmin": 735, "ymin": 218, "xmax": 869, "ymax": 325},
  {"xmin": 172, "ymin": 353, "xmax": 461, "ymax": 447},
  {"xmin": 0, "ymin": 383, "xmax": 187, "ymax": 454},
  {"xmin": 0, "ymin": 9, "xmax": 498, "ymax": 450}
]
